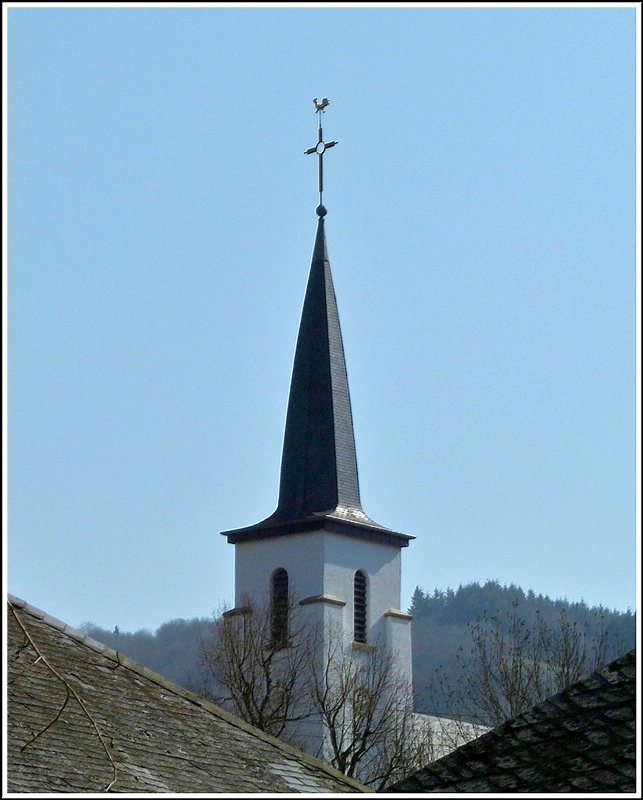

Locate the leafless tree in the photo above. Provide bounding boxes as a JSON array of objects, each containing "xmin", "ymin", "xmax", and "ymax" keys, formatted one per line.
[
  {"xmin": 431, "ymin": 601, "xmax": 619, "ymax": 729},
  {"xmin": 306, "ymin": 625, "xmax": 434, "ymax": 788},
  {"xmin": 199, "ymin": 595, "xmax": 313, "ymax": 741},
  {"xmin": 200, "ymin": 601, "xmax": 434, "ymax": 788}
]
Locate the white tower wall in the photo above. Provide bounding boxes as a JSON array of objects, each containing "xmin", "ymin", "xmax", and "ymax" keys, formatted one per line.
[{"xmin": 234, "ymin": 528, "xmax": 412, "ymax": 683}]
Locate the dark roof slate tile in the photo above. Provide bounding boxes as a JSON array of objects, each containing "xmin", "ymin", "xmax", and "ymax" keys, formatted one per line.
[
  {"xmin": 386, "ymin": 648, "xmax": 637, "ymax": 793},
  {"xmin": 7, "ymin": 595, "xmax": 370, "ymax": 794}
]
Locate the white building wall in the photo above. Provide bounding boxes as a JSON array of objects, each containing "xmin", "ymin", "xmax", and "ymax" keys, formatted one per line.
[
  {"xmin": 233, "ymin": 528, "xmax": 414, "ymax": 768},
  {"xmin": 234, "ymin": 531, "xmax": 326, "ymax": 607},
  {"xmin": 321, "ymin": 532, "xmax": 402, "ymax": 638},
  {"xmin": 234, "ymin": 528, "xmax": 412, "ymax": 680},
  {"xmin": 385, "ymin": 611, "xmax": 414, "ymax": 685}
]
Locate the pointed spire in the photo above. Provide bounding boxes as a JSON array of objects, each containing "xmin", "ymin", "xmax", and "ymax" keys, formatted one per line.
[
  {"xmin": 222, "ymin": 103, "xmax": 412, "ymax": 547},
  {"xmin": 222, "ymin": 218, "xmax": 412, "ymax": 547},
  {"xmin": 275, "ymin": 215, "xmax": 362, "ymax": 520}
]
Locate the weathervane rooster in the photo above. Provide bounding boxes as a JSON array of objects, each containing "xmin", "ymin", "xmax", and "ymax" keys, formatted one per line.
[{"xmin": 313, "ymin": 97, "xmax": 330, "ymax": 113}]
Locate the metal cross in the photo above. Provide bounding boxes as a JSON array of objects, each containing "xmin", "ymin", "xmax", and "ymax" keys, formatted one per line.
[{"xmin": 305, "ymin": 99, "xmax": 337, "ymax": 209}]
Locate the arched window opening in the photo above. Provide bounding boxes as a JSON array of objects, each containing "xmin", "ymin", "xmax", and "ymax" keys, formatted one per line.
[
  {"xmin": 271, "ymin": 568, "xmax": 289, "ymax": 650},
  {"xmin": 354, "ymin": 570, "xmax": 367, "ymax": 644}
]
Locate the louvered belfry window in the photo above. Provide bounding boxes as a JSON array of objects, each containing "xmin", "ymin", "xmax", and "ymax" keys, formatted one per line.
[
  {"xmin": 354, "ymin": 570, "xmax": 367, "ymax": 644},
  {"xmin": 271, "ymin": 568, "xmax": 289, "ymax": 650}
]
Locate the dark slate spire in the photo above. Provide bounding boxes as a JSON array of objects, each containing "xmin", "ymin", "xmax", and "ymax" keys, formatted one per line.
[
  {"xmin": 222, "ymin": 213, "xmax": 412, "ymax": 547},
  {"xmin": 276, "ymin": 214, "xmax": 362, "ymax": 520},
  {"xmin": 222, "ymin": 102, "xmax": 412, "ymax": 547}
]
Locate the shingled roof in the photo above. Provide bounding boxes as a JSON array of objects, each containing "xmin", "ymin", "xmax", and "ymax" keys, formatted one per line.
[
  {"xmin": 6, "ymin": 595, "xmax": 370, "ymax": 794},
  {"xmin": 386, "ymin": 648, "xmax": 637, "ymax": 793}
]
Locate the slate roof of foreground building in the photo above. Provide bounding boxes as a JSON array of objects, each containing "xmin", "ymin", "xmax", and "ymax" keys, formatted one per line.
[
  {"xmin": 386, "ymin": 648, "xmax": 637, "ymax": 793},
  {"xmin": 6, "ymin": 595, "xmax": 370, "ymax": 794}
]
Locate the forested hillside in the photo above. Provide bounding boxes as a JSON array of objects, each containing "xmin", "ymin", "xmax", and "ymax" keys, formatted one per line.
[
  {"xmin": 80, "ymin": 580, "xmax": 635, "ymax": 720},
  {"xmin": 79, "ymin": 616, "xmax": 218, "ymax": 696},
  {"xmin": 408, "ymin": 580, "xmax": 635, "ymax": 721}
]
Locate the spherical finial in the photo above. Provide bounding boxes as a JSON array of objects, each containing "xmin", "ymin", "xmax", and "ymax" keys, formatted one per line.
[{"xmin": 316, "ymin": 204, "xmax": 327, "ymax": 217}]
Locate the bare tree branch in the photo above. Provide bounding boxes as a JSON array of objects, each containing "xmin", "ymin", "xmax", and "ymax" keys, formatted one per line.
[
  {"xmin": 430, "ymin": 600, "xmax": 622, "ymax": 728},
  {"xmin": 9, "ymin": 602, "xmax": 119, "ymax": 792},
  {"xmin": 199, "ymin": 602, "xmax": 434, "ymax": 789}
]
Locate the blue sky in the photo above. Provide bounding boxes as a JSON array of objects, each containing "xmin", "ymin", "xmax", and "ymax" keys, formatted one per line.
[{"xmin": 6, "ymin": 3, "xmax": 639, "ymax": 634}]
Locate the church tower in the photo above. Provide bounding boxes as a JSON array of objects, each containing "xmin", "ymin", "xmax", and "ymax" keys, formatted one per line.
[{"xmin": 221, "ymin": 103, "xmax": 414, "ymax": 757}]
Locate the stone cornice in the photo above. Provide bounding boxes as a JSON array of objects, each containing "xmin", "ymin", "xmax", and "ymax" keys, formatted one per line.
[{"xmin": 299, "ymin": 594, "xmax": 346, "ymax": 607}]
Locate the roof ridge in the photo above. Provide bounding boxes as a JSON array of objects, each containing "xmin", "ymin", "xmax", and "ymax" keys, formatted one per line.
[{"xmin": 7, "ymin": 594, "xmax": 372, "ymax": 792}]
